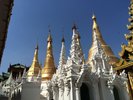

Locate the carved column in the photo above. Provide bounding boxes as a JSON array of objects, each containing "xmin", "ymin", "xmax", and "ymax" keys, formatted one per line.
[
  {"xmin": 52, "ymin": 85, "xmax": 59, "ymax": 100},
  {"xmin": 92, "ymin": 82, "xmax": 100, "ymax": 100},
  {"xmin": 64, "ymin": 86, "xmax": 70, "ymax": 100},
  {"xmin": 101, "ymin": 58, "xmax": 106, "ymax": 70},
  {"xmin": 119, "ymin": 71, "xmax": 130, "ymax": 100},
  {"xmin": 59, "ymin": 87, "xmax": 64, "ymax": 100},
  {"xmin": 107, "ymin": 81, "xmax": 115, "ymax": 100},
  {"xmin": 58, "ymin": 80, "xmax": 64, "ymax": 100},
  {"xmin": 47, "ymin": 83, "xmax": 53, "ymax": 100},
  {"xmin": 99, "ymin": 78, "xmax": 114, "ymax": 100},
  {"xmin": 70, "ymin": 79, "xmax": 74, "ymax": 100},
  {"xmin": 64, "ymin": 80, "xmax": 70, "ymax": 100},
  {"xmin": 75, "ymin": 87, "xmax": 81, "ymax": 100},
  {"xmin": 47, "ymin": 91, "xmax": 50, "ymax": 100},
  {"xmin": 120, "ymin": 82, "xmax": 130, "ymax": 100}
]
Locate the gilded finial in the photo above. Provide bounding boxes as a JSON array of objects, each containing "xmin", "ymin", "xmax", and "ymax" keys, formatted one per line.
[
  {"xmin": 92, "ymin": 14, "xmax": 98, "ymax": 30},
  {"xmin": 47, "ymin": 25, "xmax": 52, "ymax": 42},
  {"xmin": 33, "ymin": 44, "xmax": 39, "ymax": 62},
  {"xmin": 92, "ymin": 14, "xmax": 96, "ymax": 20},
  {"xmin": 36, "ymin": 43, "xmax": 39, "ymax": 50},
  {"xmin": 77, "ymin": 33, "xmax": 81, "ymax": 39},
  {"xmin": 47, "ymin": 34, "xmax": 52, "ymax": 42}
]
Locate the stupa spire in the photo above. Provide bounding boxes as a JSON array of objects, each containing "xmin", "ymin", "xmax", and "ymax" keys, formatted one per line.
[
  {"xmin": 27, "ymin": 44, "xmax": 41, "ymax": 78},
  {"xmin": 77, "ymin": 32, "xmax": 85, "ymax": 64},
  {"xmin": 92, "ymin": 14, "xmax": 106, "ymax": 45},
  {"xmin": 87, "ymin": 15, "xmax": 118, "ymax": 65},
  {"xmin": 42, "ymin": 34, "xmax": 56, "ymax": 81},
  {"xmin": 58, "ymin": 36, "xmax": 66, "ymax": 68},
  {"xmin": 69, "ymin": 24, "xmax": 84, "ymax": 65}
]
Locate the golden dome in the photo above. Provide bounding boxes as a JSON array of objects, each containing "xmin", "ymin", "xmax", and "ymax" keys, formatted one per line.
[
  {"xmin": 87, "ymin": 15, "xmax": 119, "ymax": 65},
  {"xmin": 27, "ymin": 44, "xmax": 41, "ymax": 77},
  {"xmin": 42, "ymin": 34, "xmax": 56, "ymax": 81}
]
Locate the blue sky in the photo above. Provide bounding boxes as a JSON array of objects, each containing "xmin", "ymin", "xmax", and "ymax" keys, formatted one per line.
[{"xmin": 0, "ymin": 0, "xmax": 130, "ymax": 73}]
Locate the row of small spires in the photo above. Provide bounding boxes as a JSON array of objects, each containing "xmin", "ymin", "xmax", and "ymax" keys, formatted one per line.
[{"xmin": 25, "ymin": 15, "xmax": 118, "ymax": 81}]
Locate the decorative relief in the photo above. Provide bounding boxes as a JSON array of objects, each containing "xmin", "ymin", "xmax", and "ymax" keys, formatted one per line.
[{"xmin": 58, "ymin": 79, "xmax": 64, "ymax": 90}]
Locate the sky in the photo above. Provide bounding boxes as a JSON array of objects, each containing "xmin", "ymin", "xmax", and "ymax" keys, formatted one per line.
[{"xmin": 0, "ymin": 0, "xmax": 130, "ymax": 73}]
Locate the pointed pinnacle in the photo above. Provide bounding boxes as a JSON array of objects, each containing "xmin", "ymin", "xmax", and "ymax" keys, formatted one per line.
[
  {"xmin": 92, "ymin": 14, "xmax": 96, "ymax": 20},
  {"xmin": 72, "ymin": 23, "xmax": 77, "ymax": 30},
  {"xmin": 62, "ymin": 36, "xmax": 65, "ymax": 42},
  {"xmin": 92, "ymin": 14, "xmax": 98, "ymax": 30},
  {"xmin": 77, "ymin": 33, "xmax": 81, "ymax": 39},
  {"xmin": 36, "ymin": 43, "xmax": 39, "ymax": 50},
  {"xmin": 47, "ymin": 34, "xmax": 52, "ymax": 42}
]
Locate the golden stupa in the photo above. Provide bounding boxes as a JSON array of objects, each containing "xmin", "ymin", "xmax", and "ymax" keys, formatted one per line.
[
  {"xmin": 27, "ymin": 44, "xmax": 41, "ymax": 77},
  {"xmin": 87, "ymin": 15, "xmax": 119, "ymax": 65},
  {"xmin": 42, "ymin": 34, "xmax": 56, "ymax": 81}
]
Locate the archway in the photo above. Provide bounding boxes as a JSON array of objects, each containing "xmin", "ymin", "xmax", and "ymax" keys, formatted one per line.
[
  {"xmin": 113, "ymin": 86, "xmax": 120, "ymax": 100},
  {"xmin": 80, "ymin": 83, "xmax": 90, "ymax": 100}
]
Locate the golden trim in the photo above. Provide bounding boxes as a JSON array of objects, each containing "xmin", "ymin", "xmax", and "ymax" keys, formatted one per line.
[{"xmin": 114, "ymin": 62, "xmax": 133, "ymax": 70}]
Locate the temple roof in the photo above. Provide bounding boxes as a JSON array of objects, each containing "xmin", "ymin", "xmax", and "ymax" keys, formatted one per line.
[
  {"xmin": 58, "ymin": 36, "xmax": 66, "ymax": 69},
  {"xmin": 115, "ymin": 0, "xmax": 133, "ymax": 69},
  {"xmin": 9, "ymin": 63, "xmax": 26, "ymax": 68},
  {"xmin": 8, "ymin": 63, "xmax": 29, "ymax": 73},
  {"xmin": 0, "ymin": 75, "xmax": 4, "ymax": 81}
]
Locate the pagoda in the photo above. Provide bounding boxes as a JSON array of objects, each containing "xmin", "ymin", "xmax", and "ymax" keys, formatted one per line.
[
  {"xmin": 114, "ymin": 0, "xmax": 133, "ymax": 98},
  {"xmin": 41, "ymin": 33, "xmax": 56, "ymax": 81},
  {"xmin": 87, "ymin": 15, "xmax": 119, "ymax": 67}
]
